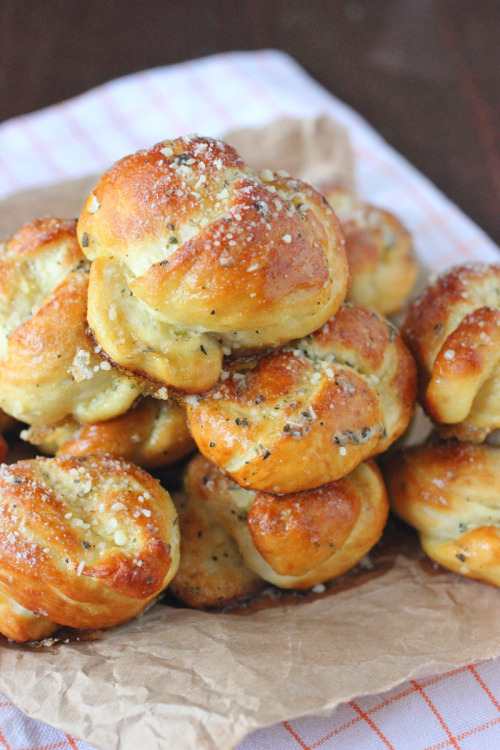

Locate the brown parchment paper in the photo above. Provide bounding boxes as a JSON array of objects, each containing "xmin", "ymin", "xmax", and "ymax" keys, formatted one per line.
[{"xmin": 1, "ymin": 116, "xmax": 500, "ymax": 750}]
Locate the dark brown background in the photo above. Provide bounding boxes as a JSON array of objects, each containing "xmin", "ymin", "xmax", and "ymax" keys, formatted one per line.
[{"xmin": 1, "ymin": 0, "xmax": 499, "ymax": 245}]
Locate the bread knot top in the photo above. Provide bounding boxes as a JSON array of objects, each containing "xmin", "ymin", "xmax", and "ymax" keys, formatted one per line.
[
  {"xmin": 0, "ymin": 454, "xmax": 179, "ymax": 633},
  {"xmin": 77, "ymin": 136, "xmax": 348, "ymax": 393},
  {"xmin": 186, "ymin": 301, "xmax": 417, "ymax": 494}
]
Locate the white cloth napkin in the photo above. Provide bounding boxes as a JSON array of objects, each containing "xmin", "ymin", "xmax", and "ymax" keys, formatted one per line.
[{"xmin": 0, "ymin": 49, "xmax": 499, "ymax": 750}]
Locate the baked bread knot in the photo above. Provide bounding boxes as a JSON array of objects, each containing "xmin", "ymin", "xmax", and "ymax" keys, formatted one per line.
[
  {"xmin": 183, "ymin": 453, "xmax": 388, "ymax": 589},
  {"xmin": 0, "ymin": 218, "xmax": 141, "ymax": 425},
  {"xmin": 0, "ymin": 589, "xmax": 58, "ymax": 642},
  {"xmin": 186, "ymin": 302, "xmax": 417, "ymax": 493},
  {"xmin": 77, "ymin": 136, "xmax": 348, "ymax": 393},
  {"xmin": 0, "ymin": 455, "xmax": 179, "ymax": 634},
  {"xmin": 320, "ymin": 185, "xmax": 417, "ymax": 315},
  {"xmin": 402, "ymin": 263, "xmax": 500, "ymax": 441},
  {"xmin": 22, "ymin": 397, "xmax": 195, "ymax": 470},
  {"xmin": 385, "ymin": 442, "xmax": 500, "ymax": 586},
  {"xmin": 169, "ymin": 491, "xmax": 266, "ymax": 608}
]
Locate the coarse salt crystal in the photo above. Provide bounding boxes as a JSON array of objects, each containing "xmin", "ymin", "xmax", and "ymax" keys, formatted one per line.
[
  {"xmin": 87, "ymin": 195, "xmax": 100, "ymax": 214},
  {"xmin": 260, "ymin": 169, "xmax": 274, "ymax": 182},
  {"xmin": 114, "ymin": 530, "xmax": 128, "ymax": 546}
]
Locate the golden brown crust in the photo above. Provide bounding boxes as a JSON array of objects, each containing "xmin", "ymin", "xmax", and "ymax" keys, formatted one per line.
[
  {"xmin": 321, "ymin": 185, "xmax": 417, "ymax": 315},
  {"xmin": 0, "ymin": 218, "xmax": 141, "ymax": 425},
  {"xmin": 0, "ymin": 589, "xmax": 58, "ymax": 642},
  {"xmin": 23, "ymin": 398, "xmax": 195, "ymax": 470},
  {"xmin": 385, "ymin": 442, "xmax": 500, "ymax": 586},
  {"xmin": 78, "ymin": 136, "xmax": 348, "ymax": 392},
  {"xmin": 186, "ymin": 302, "xmax": 417, "ymax": 493},
  {"xmin": 183, "ymin": 453, "xmax": 389, "ymax": 589},
  {"xmin": 169, "ymin": 491, "xmax": 266, "ymax": 608},
  {"xmin": 0, "ymin": 455, "xmax": 179, "ymax": 631},
  {"xmin": 402, "ymin": 263, "xmax": 500, "ymax": 441}
]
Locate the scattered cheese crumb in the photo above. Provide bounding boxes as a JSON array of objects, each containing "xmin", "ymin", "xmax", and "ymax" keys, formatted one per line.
[
  {"xmin": 312, "ymin": 583, "xmax": 326, "ymax": 594},
  {"xmin": 114, "ymin": 530, "xmax": 128, "ymax": 546},
  {"xmin": 87, "ymin": 195, "xmax": 100, "ymax": 214},
  {"xmin": 260, "ymin": 169, "xmax": 274, "ymax": 182}
]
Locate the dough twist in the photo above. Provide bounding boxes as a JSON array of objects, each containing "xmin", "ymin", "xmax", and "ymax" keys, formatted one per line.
[
  {"xmin": 22, "ymin": 397, "xmax": 195, "ymax": 470},
  {"xmin": 0, "ymin": 218, "xmax": 141, "ymax": 425},
  {"xmin": 186, "ymin": 302, "xmax": 417, "ymax": 493},
  {"xmin": 0, "ymin": 455, "xmax": 179, "ymax": 635},
  {"xmin": 170, "ymin": 490, "xmax": 266, "ymax": 608},
  {"xmin": 183, "ymin": 452, "xmax": 388, "ymax": 589},
  {"xmin": 403, "ymin": 263, "xmax": 500, "ymax": 441},
  {"xmin": 385, "ymin": 442, "xmax": 500, "ymax": 586},
  {"xmin": 77, "ymin": 136, "xmax": 348, "ymax": 393}
]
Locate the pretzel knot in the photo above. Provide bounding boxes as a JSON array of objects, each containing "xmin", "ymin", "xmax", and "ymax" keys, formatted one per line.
[
  {"xmin": 385, "ymin": 442, "xmax": 500, "ymax": 586},
  {"xmin": 403, "ymin": 263, "xmax": 500, "ymax": 441},
  {"xmin": 0, "ymin": 218, "xmax": 140, "ymax": 426},
  {"xmin": 0, "ymin": 455, "xmax": 179, "ymax": 640},
  {"xmin": 320, "ymin": 184, "xmax": 417, "ymax": 315},
  {"xmin": 186, "ymin": 302, "xmax": 417, "ymax": 494},
  {"xmin": 23, "ymin": 397, "xmax": 195, "ymax": 470},
  {"xmin": 77, "ymin": 136, "xmax": 348, "ymax": 394},
  {"xmin": 183, "ymin": 452, "xmax": 388, "ymax": 590}
]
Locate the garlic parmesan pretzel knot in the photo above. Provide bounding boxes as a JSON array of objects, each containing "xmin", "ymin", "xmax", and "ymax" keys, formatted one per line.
[
  {"xmin": 23, "ymin": 397, "xmax": 195, "ymax": 470},
  {"xmin": 385, "ymin": 442, "xmax": 500, "ymax": 587},
  {"xmin": 320, "ymin": 185, "xmax": 417, "ymax": 315},
  {"xmin": 180, "ymin": 452, "xmax": 388, "ymax": 590},
  {"xmin": 0, "ymin": 218, "xmax": 140, "ymax": 426},
  {"xmin": 0, "ymin": 455, "xmax": 179, "ymax": 641},
  {"xmin": 402, "ymin": 263, "xmax": 500, "ymax": 441},
  {"xmin": 77, "ymin": 135, "xmax": 348, "ymax": 394},
  {"xmin": 186, "ymin": 302, "xmax": 417, "ymax": 494}
]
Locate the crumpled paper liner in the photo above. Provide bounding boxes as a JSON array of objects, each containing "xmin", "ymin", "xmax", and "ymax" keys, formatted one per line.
[{"xmin": 1, "ymin": 116, "xmax": 499, "ymax": 750}]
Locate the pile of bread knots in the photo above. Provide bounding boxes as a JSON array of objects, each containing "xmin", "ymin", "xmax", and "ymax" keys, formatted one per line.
[{"xmin": 0, "ymin": 133, "xmax": 495, "ymax": 644}]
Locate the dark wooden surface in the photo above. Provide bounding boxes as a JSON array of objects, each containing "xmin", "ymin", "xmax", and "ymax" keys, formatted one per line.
[{"xmin": 1, "ymin": 0, "xmax": 499, "ymax": 245}]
